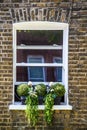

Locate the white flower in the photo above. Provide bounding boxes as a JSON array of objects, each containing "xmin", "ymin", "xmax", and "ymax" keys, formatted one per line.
[
  {"xmin": 49, "ymin": 82, "xmax": 53, "ymax": 87},
  {"xmin": 50, "ymin": 89, "xmax": 54, "ymax": 92},
  {"xmin": 28, "ymin": 81, "xmax": 32, "ymax": 87}
]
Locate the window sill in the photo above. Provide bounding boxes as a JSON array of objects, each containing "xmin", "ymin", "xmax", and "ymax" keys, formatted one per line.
[{"xmin": 9, "ymin": 104, "xmax": 72, "ymax": 110}]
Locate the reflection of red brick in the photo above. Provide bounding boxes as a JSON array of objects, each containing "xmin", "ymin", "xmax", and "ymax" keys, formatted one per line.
[{"xmin": 17, "ymin": 49, "xmax": 62, "ymax": 82}]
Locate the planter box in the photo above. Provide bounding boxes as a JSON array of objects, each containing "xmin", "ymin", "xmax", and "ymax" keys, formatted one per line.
[{"xmin": 54, "ymin": 97, "xmax": 61, "ymax": 105}]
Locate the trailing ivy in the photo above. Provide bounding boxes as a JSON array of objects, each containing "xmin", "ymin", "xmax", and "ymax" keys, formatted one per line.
[
  {"xmin": 16, "ymin": 82, "xmax": 66, "ymax": 126},
  {"xmin": 44, "ymin": 93, "xmax": 54, "ymax": 125},
  {"xmin": 25, "ymin": 92, "xmax": 38, "ymax": 126}
]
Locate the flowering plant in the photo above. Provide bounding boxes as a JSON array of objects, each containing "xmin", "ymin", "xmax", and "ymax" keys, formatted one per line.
[{"xmin": 16, "ymin": 81, "xmax": 65, "ymax": 126}]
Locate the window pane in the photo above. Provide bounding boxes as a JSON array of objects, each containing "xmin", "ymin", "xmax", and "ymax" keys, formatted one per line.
[
  {"xmin": 29, "ymin": 58, "xmax": 42, "ymax": 63},
  {"xmin": 16, "ymin": 66, "xmax": 62, "ymax": 82},
  {"xmin": 29, "ymin": 67, "xmax": 44, "ymax": 81},
  {"xmin": 28, "ymin": 57, "xmax": 44, "ymax": 82},
  {"xmin": 17, "ymin": 50, "xmax": 62, "ymax": 63},
  {"xmin": 17, "ymin": 30, "xmax": 63, "ymax": 46},
  {"xmin": 54, "ymin": 57, "xmax": 62, "ymax": 63},
  {"xmin": 56, "ymin": 67, "xmax": 62, "ymax": 82},
  {"xmin": 16, "ymin": 66, "xmax": 28, "ymax": 82},
  {"xmin": 53, "ymin": 57, "xmax": 62, "ymax": 82}
]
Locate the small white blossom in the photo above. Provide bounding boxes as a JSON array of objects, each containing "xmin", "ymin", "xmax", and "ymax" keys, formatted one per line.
[
  {"xmin": 28, "ymin": 81, "xmax": 32, "ymax": 87},
  {"xmin": 49, "ymin": 82, "xmax": 53, "ymax": 87},
  {"xmin": 50, "ymin": 89, "xmax": 54, "ymax": 92}
]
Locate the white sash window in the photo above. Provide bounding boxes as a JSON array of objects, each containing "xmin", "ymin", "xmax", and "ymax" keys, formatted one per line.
[{"xmin": 13, "ymin": 21, "xmax": 69, "ymax": 105}]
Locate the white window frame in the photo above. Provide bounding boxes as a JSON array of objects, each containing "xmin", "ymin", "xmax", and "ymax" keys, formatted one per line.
[
  {"xmin": 27, "ymin": 56, "xmax": 45, "ymax": 82},
  {"xmin": 11, "ymin": 21, "xmax": 72, "ymax": 110}
]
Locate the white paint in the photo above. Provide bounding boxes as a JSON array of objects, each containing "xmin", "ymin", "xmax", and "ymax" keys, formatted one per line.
[
  {"xmin": 9, "ymin": 104, "xmax": 72, "ymax": 110},
  {"xmin": 13, "ymin": 21, "xmax": 70, "ymax": 106}
]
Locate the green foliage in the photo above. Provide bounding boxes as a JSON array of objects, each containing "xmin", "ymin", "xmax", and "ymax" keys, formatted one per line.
[
  {"xmin": 25, "ymin": 92, "xmax": 38, "ymax": 126},
  {"xmin": 19, "ymin": 82, "xmax": 66, "ymax": 126},
  {"xmin": 17, "ymin": 83, "xmax": 29, "ymax": 96},
  {"xmin": 50, "ymin": 83, "xmax": 65, "ymax": 97},
  {"xmin": 44, "ymin": 93, "xmax": 54, "ymax": 125},
  {"xmin": 44, "ymin": 83, "xmax": 65, "ymax": 125},
  {"xmin": 35, "ymin": 83, "xmax": 47, "ymax": 96}
]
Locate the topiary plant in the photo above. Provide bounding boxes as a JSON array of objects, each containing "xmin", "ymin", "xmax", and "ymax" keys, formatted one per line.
[
  {"xmin": 50, "ymin": 83, "xmax": 65, "ymax": 97},
  {"xmin": 17, "ymin": 83, "xmax": 29, "ymax": 97},
  {"xmin": 35, "ymin": 83, "xmax": 47, "ymax": 96}
]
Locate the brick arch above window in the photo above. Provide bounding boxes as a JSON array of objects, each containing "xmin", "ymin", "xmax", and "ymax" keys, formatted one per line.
[{"xmin": 10, "ymin": 4, "xmax": 72, "ymax": 23}]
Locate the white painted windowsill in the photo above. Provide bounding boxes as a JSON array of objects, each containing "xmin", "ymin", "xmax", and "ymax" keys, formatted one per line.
[{"xmin": 9, "ymin": 104, "xmax": 72, "ymax": 110}]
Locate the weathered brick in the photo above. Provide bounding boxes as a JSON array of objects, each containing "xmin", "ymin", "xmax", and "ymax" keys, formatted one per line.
[{"xmin": 0, "ymin": 0, "xmax": 87, "ymax": 130}]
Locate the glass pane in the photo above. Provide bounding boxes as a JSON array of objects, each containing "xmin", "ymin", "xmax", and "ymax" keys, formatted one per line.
[
  {"xmin": 28, "ymin": 57, "xmax": 44, "ymax": 82},
  {"xmin": 17, "ymin": 50, "xmax": 62, "ymax": 63},
  {"xmin": 56, "ymin": 67, "xmax": 62, "ymax": 82},
  {"xmin": 54, "ymin": 57, "xmax": 62, "ymax": 63},
  {"xmin": 16, "ymin": 66, "xmax": 62, "ymax": 82},
  {"xmin": 54, "ymin": 57, "xmax": 62, "ymax": 82},
  {"xmin": 29, "ymin": 67, "xmax": 44, "ymax": 81},
  {"xmin": 29, "ymin": 58, "xmax": 42, "ymax": 63},
  {"xmin": 17, "ymin": 30, "xmax": 63, "ymax": 46},
  {"xmin": 16, "ymin": 66, "xmax": 28, "ymax": 82},
  {"xmin": 45, "ymin": 66, "xmax": 62, "ymax": 82}
]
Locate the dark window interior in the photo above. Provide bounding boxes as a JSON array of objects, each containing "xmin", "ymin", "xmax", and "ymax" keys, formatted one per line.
[
  {"xmin": 16, "ymin": 30, "xmax": 63, "ymax": 83},
  {"xmin": 16, "ymin": 66, "xmax": 62, "ymax": 82},
  {"xmin": 15, "ymin": 30, "xmax": 64, "ymax": 104},
  {"xmin": 17, "ymin": 30, "xmax": 63, "ymax": 46}
]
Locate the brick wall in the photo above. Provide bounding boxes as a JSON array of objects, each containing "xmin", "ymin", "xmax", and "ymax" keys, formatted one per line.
[{"xmin": 0, "ymin": 0, "xmax": 87, "ymax": 130}]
